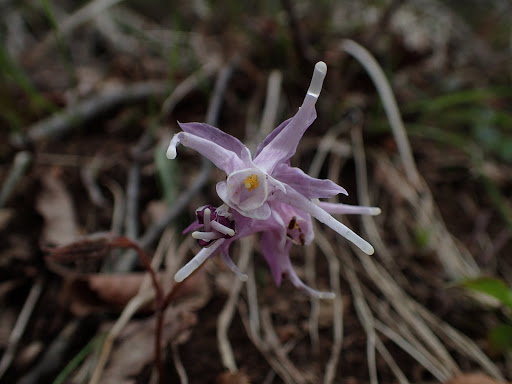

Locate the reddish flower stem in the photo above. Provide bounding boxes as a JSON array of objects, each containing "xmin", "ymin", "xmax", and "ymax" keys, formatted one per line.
[{"xmin": 109, "ymin": 236, "xmax": 166, "ymax": 384}]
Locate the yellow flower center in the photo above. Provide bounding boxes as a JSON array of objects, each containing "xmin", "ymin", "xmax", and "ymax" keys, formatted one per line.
[{"xmin": 243, "ymin": 174, "xmax": 259, "ymax": 191}]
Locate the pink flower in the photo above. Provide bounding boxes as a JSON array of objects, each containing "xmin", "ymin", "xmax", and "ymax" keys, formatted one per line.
[{"xmin": 167, "ymin": 62, "xmax": 380, "ymax": 298}]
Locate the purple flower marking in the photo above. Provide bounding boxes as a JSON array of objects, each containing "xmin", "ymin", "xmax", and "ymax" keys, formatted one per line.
[{"xmin": 167, "ymin": 62, "xmax": 380, "ymax": 298}]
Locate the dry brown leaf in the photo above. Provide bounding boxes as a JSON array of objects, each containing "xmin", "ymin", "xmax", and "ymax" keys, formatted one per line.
[
  {"xmin": 444, "ymin": 373, "xmax": 510, "ymax": 384},
  {"xmin": 62, "ymin": 269, "xmax": 207, "ymax": 316},
  {"xmin": 87, "ymin": 273, "xmax": 151, "ymax": 306},
  {"xmin": 36, "ymin": 171, "xmax": 79, "ymax": 246},
  {"xmin": 215, "ymin": 371, "xmax": 251, "ymax": 384},
  {"xmin": 100, "ymin": 307, "xmax": 197, "ymax": 384}
]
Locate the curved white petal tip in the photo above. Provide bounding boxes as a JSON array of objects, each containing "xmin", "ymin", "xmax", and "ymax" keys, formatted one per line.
[
  {"xmin": 166, "ymin": 134, "xmax": 181, "ymax": 159},
  {"xmin": 307, "ymin": 61, "xmax": 327, "ymax": 98},
  {"xmin": 315, "ymin": 61, "xmax": 327, "ymax": 74},
  {"xmin": 364, "ymin": 243, "xmax": 375, "ymax": 255},
  {"xmin": 239, "ymin": 274, "xmax": 249, "ymax": 282},
  {"xmin": 174, "ymin": 268, "xmax": 189, "ymax": 283},
  {"xmin": 166, "ymin": 145, "xmax": 177, "ymax": 159},
  {"xmin": 174, "ymin": 250, "xmax": 210, "ymax": 282},
  {"xmin": 316, "ymin": 291, "xmax": 336, "ymax": 299},
  {"xmin": 220, "ymin": 253, "xmax": 248, "ymax": 281},
  {"xmin": 370, "ymin": 207, "xmax": 382, "ymax": 216}
]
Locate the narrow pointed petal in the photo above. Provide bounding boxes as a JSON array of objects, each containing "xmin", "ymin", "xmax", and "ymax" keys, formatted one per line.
[
  {"xmin": 254, "ymin": 62, "xmax": 327, "ymax": 172},
  {"xmin": 254, "ymin": 106, "xmax": 317, "ymax": 173},
  {"xmin": 319, "ymin": 202, "xmax": 381, "ymax": 216},
  {"xmin": 254, "ymin": 117, "xmax": 292, "ymax": 157},
  {"xmin": 275, "ymin": 187, "xmax": 374, "ymax": 255},
  {"xmin": 260, "ymin": 229, "xmax": 288, "ymax": 286},
  {"xmin": 174, "ymin": 239, "xmax": 226, "ymax": 282},
  {"xmin": 221, "ymin": 250, "xmax": 248, "ymax": 282},
  {"xmin": 179, "ymin": 122, "xmax": 245, "ymax": 157},
  {"xmin": 166, "ymin": 132, "xmax": 244, "ymax": 174},
  {"xmin": 285, "ymin": 262, "xmax": 335, "ymax": 299},
  {"xmin": 274, "ymin": 164, "xmax": 347, "ymax": 199}
]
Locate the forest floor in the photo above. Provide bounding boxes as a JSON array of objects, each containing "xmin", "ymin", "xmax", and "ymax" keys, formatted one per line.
[{"xmin": 1, "ymin": 1, "xmax": 512, "ymax": 383}]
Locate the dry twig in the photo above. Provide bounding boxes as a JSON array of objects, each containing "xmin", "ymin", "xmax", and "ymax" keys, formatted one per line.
[
  {"xmin": 0, "ymin": 151, "xmax": 32, "ymax": 208},
  {"xmin": 217, "ymin": 237, "xmax": 253, "ymax": 372},
  {"xmin": 0, "ymin": 280, "xmax": 44, "ymax": 380},
  {"xmin": 341, "ymin": 39, "xmax": 419, "ymax": 187},
  {"xmin": 313, "ymin": 230, "xmax": 343, "ymax": 384},
  {"xmin": 23, "ymin": 81, "xmax": 168, "ymax": 144}
]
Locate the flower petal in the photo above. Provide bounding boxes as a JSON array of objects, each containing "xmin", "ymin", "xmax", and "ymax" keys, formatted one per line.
[
  {"xmin": 275, "ymin": 186, "xmax": 375, "ymax": 255},
  {"xmin": 216, "ymin": 181, "xmax": 272, "ymax": 219},
  {"xmin": 221, "ymin": 249, "xmax": 248, "ymax": 282},
  {"xmin": 274, "ymin": 164, "xmax": 347, "ymax": 199},
  {"xmin": 254, "ymin": 117, "xmax": 292, "ymax": 157},
  {"xmin": 226, "ymin": 168, "xmax": 268, "ymax": 210},
  {"xmin": 167, "ymin": 132, "xmax": 244, "ymax": 174},
  {"xmin": 174, "ymin": 238, "xmax": 226, "ymax": 282},
  {"xmin": 254, "ymin": 62, "xmax": 327, "ymax": 173},
  {"xmin": 271, "ymin": 202, "xmax": 314, "ymax": 245},
  {"xmin": 254, "ymin": 106, "xmax": 317, "ymax": 173},
  {"xmin": 285, "ymin": 260, "xmax": 335, "ymax": 299},
  {"xmin": 260, "ymin": 229, "xmax": 288, "ymax": 286},
  {"xmin": 179, "ymin": 122, "xmax": 245, "ymax": 157},
  {"xmin": 319, "ymin": 202, "xmax": 381, "ymax": 216}
]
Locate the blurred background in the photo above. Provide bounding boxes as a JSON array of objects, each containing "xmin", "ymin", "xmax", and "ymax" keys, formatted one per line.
[{"xmin": 1, "ymin": 1, "xmax": 512, "ymax": 383}]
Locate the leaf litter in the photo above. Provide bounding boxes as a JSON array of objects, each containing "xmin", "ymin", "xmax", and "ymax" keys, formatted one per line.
[{"xmin": 1, "ymin": 1, "xmax": 512, "ymax": 383}]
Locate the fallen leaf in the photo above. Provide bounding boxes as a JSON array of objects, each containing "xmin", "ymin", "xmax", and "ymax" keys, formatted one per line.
[
  {"xmin": 36, "ymin": 171, "xmax": 79, "ymax": 246},
  {"xmin": 59, "ymin": 269, "xmax": 207, "ymax": 316},
  {"xmin": 100, "ymin": 307, "xmax": 197, "ymax": 384},
  {"xmin": 215, "ymin": 371, "xmax": 251, "ymax": 384}
]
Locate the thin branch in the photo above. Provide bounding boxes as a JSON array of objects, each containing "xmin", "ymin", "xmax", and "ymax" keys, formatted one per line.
[
  {"xmin": 217, "ymin": 236, "xmax": 253, "ymax": 372},
  {"xmin": 374, "ymin": 320, "xmax": 447, "ymax": 382},
  {"xmin": 355, "ymin": 248, "xmax": 459, "ymax": 378},
  {"xmin": 238, "ymin": 301, "xmax": 297, "ymax": 384},
  {"xmin": 313, "ymin": 229, "xmax": 343, "ymax": 384},
  {"xmin": 27, "ymin": 0, "xmax": 126, "ymax": 65},
  {"xmin": 246, "ymin": 256, "xmax": 261, "ymax": 338},
  {"xmin": 258, "ymin": 70, "xmax": 282, "ymax": 140},
  {"xmin": 0, "ymin": 279, "xmax": 44, "ymax": 380},
  {"xmin": 260, "ymin": 308, "xmax": 312, "ymax": 384},
  {"xmin": 80, "ymin": 157, "xmax": 107, "ymax": 207},
  {"xmin": 22, "ymin": 81, "xmax": 168, "ymax": 144},
  {"xmin": 89, "ymin": 233, "xmax": 168, "ymax": 384},
  {"xmin": 161, "ymin": 59, "xmax": 221, "ymax": 117},
  {"xmin": 351, "ymin": 123, "xmax": 397, "ymax": 268},
  {"xmin": 341, "ymin": 39, "xmax": 420, "ymax": 187},
  {"xmin": 0, "ymin": 151, "xmax": 32, "ymax": 208},
  {"xmin": 106, "ymin": 180, "xmax": 125, "ymax": 235},
  {"xmin": 124, "ymin": 132, "xmax": 152, "ymax": 241},
  {"xmin": 305, "ymin": 245, "xmax": 320, "ymax": 353},
  {"xmin": 115, "ymin": 59, "xmax": 237, "ymax": 272},
  {"xmin": 415, "ymin": 303, "xmax": 504, "ymax": 381},
  {"xmin": 374, "ymin": 338, "xmax": 410, "ymax": 384},
  {"xmin": 364, "ymin": 286, "xmax": 451, "ymax": 381},
  {"xmin": 171, "ymin": 343, "xmax": 188, "ymax": 384},
  {"xmin": 280, "ymin": 0, "xmax": 314, "ymax": 66},
  {"xmin": 343, "ymin": 257, "xmax": 378, "ymax": 384}
]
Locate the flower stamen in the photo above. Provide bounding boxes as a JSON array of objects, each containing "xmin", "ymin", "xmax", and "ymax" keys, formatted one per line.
[
  {"xmin": 210, "ymin": 220, "xmax": 236, "ymax": 236},
  {"xmin": 243, "ymin": 174, "xmax": 259, "ymax": 191},
  {"xmin": 192, "ymin": 231, "xmax": 223, "ymax": 241},
  {"xmin": 203, "ymin": 207, "xmax": 211, "ymax": 231}
]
